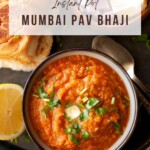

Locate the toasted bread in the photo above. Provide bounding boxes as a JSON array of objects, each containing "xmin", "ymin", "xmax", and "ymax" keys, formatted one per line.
[{"xmin": 0, "ymin": 1, "xmax": 53, "ymax": 72}]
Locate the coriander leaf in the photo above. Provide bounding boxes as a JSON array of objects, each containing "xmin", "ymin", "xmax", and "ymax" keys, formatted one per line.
[
  {"xmin": 65, "ymin": 114, "xmax": 72, "ymax": 121},
  {"xmin": 65, "ymin": 127, "xmax": 72, "ymax": 134},
  {"xmin": 41, "ymin": 86, "xmax": 61, "ymax": 118},
  {"xmin": 77, "ymin": 103, "xmax": 85, "ymax": 109},
  {"xmin": 73, "ymin": 122, "xmax": 81, "ymax": 133},
  {"xmin": 71, "ymin": 129, "xmax": 78, "ymax": 134},
  {"xmin": 80, "ymin": 88, "xmax": 88, "ymax": 94},
  {"xmin": 66, "ymin": 101, "xmax": 73, "ymax": 107},
  {"xmin": 39, "ymin": 85, "xmax": 48, "ymax": 99},
  {"xmin": 125, "ymin": 101, "xmax": 129, "ymax": 107},
  {"xmin": 69, "ymin": 135, "xmax": 80, "ymax": 145},
  {"xmin": 146, "ymin": 40, "xmax": 150, "ymax": 50},
  {"xmin": 95, "ymin": 107, "xmax": 108, "ymax": 115},
  {"xmin": 41, "ymin": 109, "xmax": 46, "ymax": 119},
  {"xmin": 111, "ymin": 122, "xmax": 122, "ymax": 135},
  {"xmin": 82, "ymin": 131, "xmax": 90, "ymax": 140},
  {"xmin": 23, "ymin": 133, "xmax": 31, "ymax": 143},
  {"xmin": 49, "ymin": 99, "xmax": 60, "ymax": 109},
  {"xmin": 79, "ymin": 109, "xmax": 89, "ymax": 121},
  {"xmin": 73, "ymin": 122, "xmax": 79, "ymax": 129},
  {"xmin": 65, "ymin": 127, "xmax": 78, "ymax": 135},
  {"xmin": 132, "ymin": 33, "xmax": 148, "ymax": 43},
  {"xmin": 32, "ymin": 94, "xmax": 39, "ymax": 98},
  {"xmin": 65, "ymin": 123, "xmax": 81, "ymax": 135},
  {"xmin": 124, "ymin": 95, "xmax": 129, "ymax": 101},
  {"xmin": 41, "ymin": 105, "xmax": 50, "ymax": 119},
  {"xmin": 86, "ymin": 98, "xmax": 99, "ymax": 109},
  {"xmin": 82, "ymin": 97, "xmax": 89, "ymax": 103}
]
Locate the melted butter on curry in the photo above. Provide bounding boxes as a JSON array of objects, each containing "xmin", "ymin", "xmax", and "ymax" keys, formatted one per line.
[{"xmin": 30, "ymin": 55, "xmax": 130, "ymax": 150}]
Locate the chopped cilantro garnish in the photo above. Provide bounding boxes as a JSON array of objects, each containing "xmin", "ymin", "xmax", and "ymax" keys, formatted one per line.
[
  {"xmin": 79, "ymin": 109, "xmax": 89, "ymax": 121},
  {"xmin": 65, "ymin": 122, "xmax": 81, "ymax": 135},
  {"xmin": 65, "ymin": 113, "xmax": 72, "ymax": 121},
  {"xmin": 73, "ymin": 122, "xmax": 79, "ymax": 129},
  {"xmin": 66, "ymin": 101, "xmax": 73, "ymax": 107},
  {"xmin": 49, "ymin": 99, "xmax": 60, "ymax": 108},
  {"xmin": 65, "ymin": 127, "xmax": 77, "ymax": 134},
  {"xmin": 124, "ymin": 95, "xmax": 129, "ymax": 101},
  {"xmin": 39, "ymin": 85, "xmax": 48, "ymax": 99},
  {"xmin": 125, "ymin": 101, "xmax": 129, "ymax": 107},
  {"xmin": 32, "ymin": 94, "xmax": 39, "ymax": 98},
  {"xmin": 95, "ymin": 107, "xmax": 108, "ymax": 115},
  {"xmin": 77, "ymin": 103, "xmax": 85, "ymax": 109},
  {"xmin": 111, "ymin": 122, "xmax": 122, "ymax": 135},
  {"xmin": 23, "ymin": 132, "xmax": 31, "ymax": 143},
  {"xmin": 123, "ymin": 96, "xmax": 130, "ymax": 107},
  {"xmin": 69, "ymin": 135, "xmax": 80, "ymax": 145},
  {"xmin": 111, "ymin": 97, "xmax": 115, "ymax": 105},
  {"xmin": 80, "ymin": 88, "xmax": 88, "ymax": 94},
  {"xmin": 73, "ymin": 122, "xmax": 81, "ymax": 133},
  {"xmin": 41, "ymin": 86, "xmax": 61, "ymax": 118},
  {"xmin": 82, "ymin": 131, "xmax": 90, "ymax": 140},
  {"xmin": 82, "ymin": 97, "xmax": 89, "ymax": 103},
  {"xmin": 43, "ymin": 98, "xmax": 50, "ymax": 102},
  {"xmin": 41, "ymin": 105, "xmax": 50, "ymax": 119},
  {"xmin": 85, "ymin": 98, "xmax": 99, "ymax": 109}
]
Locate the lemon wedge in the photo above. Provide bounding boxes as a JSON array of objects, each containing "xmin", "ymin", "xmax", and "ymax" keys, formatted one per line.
[{"xmin": 0, "ymin": 83, "xmax": 25, "ymax": 140}]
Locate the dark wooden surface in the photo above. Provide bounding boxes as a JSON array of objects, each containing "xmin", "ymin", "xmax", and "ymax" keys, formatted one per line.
[{"xmin": 0, "ymin": 15, "xmax": 150, "ymax": 150}]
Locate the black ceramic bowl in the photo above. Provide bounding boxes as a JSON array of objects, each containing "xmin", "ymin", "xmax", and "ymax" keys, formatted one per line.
[{"xmin": 23, "ymin": 49, "xmax": 138, "ymax": 150}]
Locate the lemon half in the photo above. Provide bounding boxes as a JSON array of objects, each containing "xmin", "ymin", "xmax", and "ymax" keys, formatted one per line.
[{"xmin": 0, "ymin": 83, "xmax": 25, "ymax": 140}]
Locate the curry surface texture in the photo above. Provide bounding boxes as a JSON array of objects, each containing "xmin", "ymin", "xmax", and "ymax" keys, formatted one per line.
[{"xmin": 29, "ymin": 55, "xmax": 130, "ymax": 150}]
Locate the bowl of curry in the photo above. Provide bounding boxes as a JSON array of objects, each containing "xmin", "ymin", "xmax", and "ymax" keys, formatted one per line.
[{"xmin": 23, "ymin": 49, "xmax": 138, "ymax": 150}]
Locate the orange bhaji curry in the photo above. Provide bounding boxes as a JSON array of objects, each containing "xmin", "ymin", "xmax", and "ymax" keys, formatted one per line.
[{"xmin": 29, "ymin": 55, "xmax": 130, "ymax": 150}]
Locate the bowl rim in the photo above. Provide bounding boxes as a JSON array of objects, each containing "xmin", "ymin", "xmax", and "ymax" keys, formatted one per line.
[{"xmin": 23, "ymin": 49, "xmax": 138, "ymax": 150}]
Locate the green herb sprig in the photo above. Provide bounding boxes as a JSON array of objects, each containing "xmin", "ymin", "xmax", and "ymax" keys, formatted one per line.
[
  {"xmin": 131, "ymin": 33, "xmax": 150, "ymax": 51},
  {"xmin": 23, "ymin": 132, "xmax": 31, "ymax": 143},
  {"xmin": 95, "ymin": 107, "xmax": 108, "ymax": 115},
  {"xmin": 69, "ymin": 134, "xmax": 80, "ymax": 145},
  {"xmin": 40, "ymin": 86, "xmax": 61, "ymax": 118},
  {"xmin": 65, "ymin": 122, "xmax": 91, "ymax": 144},
  {"xmin": 124, "ymin": 95, "xmax": 130, "ymax": 107},
  {"xmin": 65, "ymin": 122, "xmax": 81, "ymax": 135},
  {"xmin": 82, "ymin": 131, "xmax": 90, "ymax": 140},
  {"xmin": 79, "ymin": 109, "xmax": 89, "ymax": 121},
  {"xmin": 111, "ymin": 122, "xmax": 122, "ymax": 135},
  {"xmin": 85, "ymin": 98, "xmax": 99, "ymax": 109},
  {"xmin": 39, "ymin": 85, "xmax": 48, "ymax": 99}
]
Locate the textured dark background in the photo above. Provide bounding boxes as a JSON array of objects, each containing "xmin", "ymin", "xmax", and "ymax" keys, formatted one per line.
[{"xmin": 0, "ymin": 15, "xmax": 150, "ymax": 150}]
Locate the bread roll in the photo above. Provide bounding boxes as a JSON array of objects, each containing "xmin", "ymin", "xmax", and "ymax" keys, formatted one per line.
[{"xmin": 0, "ymin": 1, "xmax": 53, "ymax": 72}]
